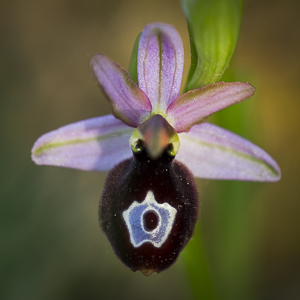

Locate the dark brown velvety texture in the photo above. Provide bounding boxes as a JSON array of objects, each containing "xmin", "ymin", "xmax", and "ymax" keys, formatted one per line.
[{"xmin": 99, "ymin": 149, "xmax": 199, "ymax": 275}]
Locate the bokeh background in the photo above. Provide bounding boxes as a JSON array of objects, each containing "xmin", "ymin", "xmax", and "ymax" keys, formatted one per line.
[{"xmin": 1, "ymin": 0, "xmax": 299, "ymax": 299}]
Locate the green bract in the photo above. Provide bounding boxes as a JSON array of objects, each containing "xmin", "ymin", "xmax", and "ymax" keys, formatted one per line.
[{"xmin": 181, "ymin": 0, "xmax": 242, "ymax": 90}]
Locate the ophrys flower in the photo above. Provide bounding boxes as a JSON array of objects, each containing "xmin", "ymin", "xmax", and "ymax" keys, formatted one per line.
[{"xmin": 31, "ymin": 23, "xmax": 280, "ymax": 275}]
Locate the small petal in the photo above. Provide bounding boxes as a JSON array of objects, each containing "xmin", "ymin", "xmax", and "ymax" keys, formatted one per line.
[
  {"xmin": 176, "ymin": 123, "xmax": 281, "ymax": 181},
  {"xmin": 32, "ymin": 115, "xmax": 134, "ymax": 171},
  {"xmin": 167, "ymin": 82, "xmax": 255, "ymax": 132},
  {"xmin": 91, "ymin": 54, "xmax": 152, "ymax": 127},
  {"xmin": 138, "ymin": 23, "xmax": 184, "ymax": 113}
]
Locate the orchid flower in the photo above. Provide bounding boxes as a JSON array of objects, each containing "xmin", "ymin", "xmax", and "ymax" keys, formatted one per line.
[
  {"xmin": 31, "ymin": 23, "xmax": 280, "ymax": 275},
  {"xmin": 32, "ymin": 23, "xmax": 280, "ymax": 182}
]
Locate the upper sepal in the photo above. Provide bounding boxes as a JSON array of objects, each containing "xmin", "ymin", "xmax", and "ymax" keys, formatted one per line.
[
  {"xmin": 137, "ymin": 23, "xmax": 184, "ymax": 113},
  {"xmin": 91, "ymin": 54, "xmax": 152, "ymax": 127}
]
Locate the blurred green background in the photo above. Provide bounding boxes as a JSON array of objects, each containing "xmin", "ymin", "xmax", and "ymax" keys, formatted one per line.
[{"xmin": 1, "ymin": 0, "xmax": 299, "ymax": 299}]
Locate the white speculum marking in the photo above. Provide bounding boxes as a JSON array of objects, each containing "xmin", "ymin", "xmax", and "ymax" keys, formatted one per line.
[{"xmin": 122, "ymin": 191, "xmax": 177, "ymax": 248}]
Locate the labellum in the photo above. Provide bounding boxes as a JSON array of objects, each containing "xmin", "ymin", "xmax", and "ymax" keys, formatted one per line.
[{"xmin": 100, "ymin": 115, "xmax": 199, "ymax": 275}]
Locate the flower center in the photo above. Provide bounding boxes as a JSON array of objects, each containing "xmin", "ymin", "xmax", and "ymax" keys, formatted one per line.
[{"xmin": 130, "ymin": 114, "xmax": 180, "ymax": 159}]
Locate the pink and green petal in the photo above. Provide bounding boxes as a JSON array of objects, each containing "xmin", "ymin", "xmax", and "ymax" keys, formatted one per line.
[
  {"xmin": 31, "ymin": 115, "xmax": 134, "ymax": 172},
  {"xmin": 91, "ymin": 54, "xmax": 152, "ymax": 127},
  {"xmin": 137, "ymin": 23, "xmax": 184, "ymax": 113},
  {"xmin": 176, "ymin": 122, "xmax": 281, "ymax": 181},
  {"xmin": 167, "ymin": 82, "xmax": 255, "ymax": 132}
]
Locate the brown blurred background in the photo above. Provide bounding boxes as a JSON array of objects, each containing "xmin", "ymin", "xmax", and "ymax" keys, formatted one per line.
[{"xmin": 0, "ymin": 0, "xmax": 299, "ymax": 299}]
